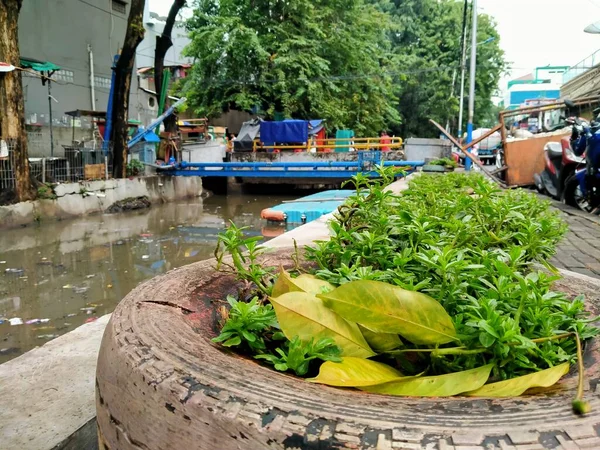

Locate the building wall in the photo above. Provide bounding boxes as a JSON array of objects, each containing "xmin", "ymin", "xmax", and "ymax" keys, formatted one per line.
[{"xmin": 18, "ymin": 0, "xmax": 152, "ymax": 155}]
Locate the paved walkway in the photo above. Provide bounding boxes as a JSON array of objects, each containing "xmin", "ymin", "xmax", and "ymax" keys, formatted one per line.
[{"xmin": 547, "ymin": 199, "xmax": 600, "ymax": 279}]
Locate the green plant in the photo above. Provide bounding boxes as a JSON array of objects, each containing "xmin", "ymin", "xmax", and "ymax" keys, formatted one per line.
[
  {"xmin": 256, "ymin": 336, "xmax": 342, "ymax": 376},
  {"xmin": 429, "ymin": 157, "xmax": 458, "ymax": 168},
  {"xmin": 126, "ymin": 159, "xmax": 144, "ymax": 177},
  {"xmin": 214, "ymin": 221, "xmax": 275, "ymax": 295},
  {"xmin": 212, "ymin": 172, "xmax": 597, "ymax": 408},
  {"xmin": 212, "ymin": 296, "xmax": 277, "ymax": 351},
  {"xmin": 36, "ymin": 183, "xmax": 56, "ymax": 200}
]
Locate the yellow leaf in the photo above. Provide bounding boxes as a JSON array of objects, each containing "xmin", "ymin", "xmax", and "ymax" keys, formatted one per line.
[
  {"xmin": 360, "ymin": 365, "xmax": 493, "ymax": 397},
  {"xmin": 308, "ymin": 357, "xmax": 405, "ymax": 387},
  {"xmin": 269, "ymin": 292, "xmax": 375, "ymax": 358},
  {"xmin": 359, "ymin": 325, "xmax": 402, "ymax": 352},
  {"xmin": 465, "ymin": 363, "xmax": 570, "ymax": 397},
  {"xmin": 272, "ymin": 268, "xmax": 335, "ymax": 297},
  {"xmin": 318, "ymin": 280, "xmax": 458, "ymax": 345}
]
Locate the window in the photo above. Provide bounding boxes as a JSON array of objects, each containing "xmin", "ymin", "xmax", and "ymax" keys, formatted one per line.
[
  {"xmin": 112, "ymin": 0, "xmax": 126, "ymax": 14},
  {"xmin": 94, "ymin": 75, "xmax": 112, "ymax": 89},
  {"xmin": 54, "ymin": 70, "xmax": 74, "ymax": 83}
]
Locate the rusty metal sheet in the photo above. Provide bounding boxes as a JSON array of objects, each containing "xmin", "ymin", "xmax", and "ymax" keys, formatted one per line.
[{"xmin": 504, "ymin": 133, "xmax": 569, "ymax": 186}]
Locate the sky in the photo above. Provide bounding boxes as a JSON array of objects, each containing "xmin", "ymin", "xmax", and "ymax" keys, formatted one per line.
[{"xmin": 149, "ymin": 0, "xmax": 600, "ymax": 92}]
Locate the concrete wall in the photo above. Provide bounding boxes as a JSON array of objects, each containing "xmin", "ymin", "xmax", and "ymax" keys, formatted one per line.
[
  {"xmin": 0, "ymin": 176, "xmax": 202, "ymax": 230},
  {"xmin": 18, "ymin": 0, "xmax": 150, "ymax": 153},
  {"xmin": 404, "ymin": 138, "xmax": 452, "ymax": 161}
]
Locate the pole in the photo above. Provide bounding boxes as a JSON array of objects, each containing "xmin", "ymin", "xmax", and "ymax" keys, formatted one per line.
[
  {"xmin": 458, "ymin": 0, "xmax": 469, "ymax": 141},
  {"xmin": 48, "ymin": 79, "xmax": 54, "ymax": 157},
  {"xmin": 465, "ymin": 0, "xmax": 478, "ymax": 171},
  {"xmin": 88, "ymin": 44, "xmax": 96, "ymax": 111},
  {"xmin": 103, "ymin": 54, "xmax": 119, "ymax": 154}
]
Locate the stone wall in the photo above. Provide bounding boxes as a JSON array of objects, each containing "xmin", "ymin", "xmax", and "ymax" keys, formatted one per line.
[{"xmin": 0, "ymin": 176, "xmax": 202, "ymax": 230}]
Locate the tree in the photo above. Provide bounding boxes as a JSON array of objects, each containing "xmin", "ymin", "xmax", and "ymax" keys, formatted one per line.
[
  {"xmin": 0, "ymin": 0, "xmax": 33, "ymax": 201},
  {"xmin": 382, "ymin": 0, "xmax": 506, "ymax": 138},
  {"xmin": 181, "ymin": 0, "xmax": 400, "ymax": 135},
  {"xmin": 111, "ymin": 0, "xmax": 146, "ymax": 178},
  {"xmin": 154, "ymin": 0, "xmax": 186, "ymax": 134}
]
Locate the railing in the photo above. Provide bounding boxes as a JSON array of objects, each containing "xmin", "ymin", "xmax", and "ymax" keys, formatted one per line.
[
  {"xmin": 0, "ymin": 139, "xmax": 113, "ymax": 193},
  {"xmin": 563, "ymin": 48, "xmax": 600, "ymax": 84},
  {"xmin": 164, "ymin": 159, "xmax": 424, "ymax": 178},
  {"xmin": 227, "ymin": 137, "xmax": 404, "ymax": 152}
]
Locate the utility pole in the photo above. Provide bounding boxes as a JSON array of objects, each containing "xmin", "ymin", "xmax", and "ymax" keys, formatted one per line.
[
  {"xmin": 457, "ymin": 0, "xmax": 469, "ymax": 139},
  {"xmin": 465, "ymin": 0, "xmax": 478, "ymax": 171}
]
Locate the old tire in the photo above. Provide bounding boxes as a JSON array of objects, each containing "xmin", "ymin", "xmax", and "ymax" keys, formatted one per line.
[{"xmin": 96, "ymin": 251, "xmax": 600, "ymax": 450}]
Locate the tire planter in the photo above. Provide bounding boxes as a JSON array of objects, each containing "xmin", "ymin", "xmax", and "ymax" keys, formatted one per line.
[{"xmin": 96, "ymin": 250, "xmax": 600, "ymax": 450}]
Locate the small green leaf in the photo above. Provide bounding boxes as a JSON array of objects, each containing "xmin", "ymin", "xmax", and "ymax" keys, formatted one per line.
[
  {"xmin": 359, "ymin": 325, "xmax": 402, "ymax": 352},
  {"xmin": 308, "ymin": 357, "xmax": 405, "ymax": 387},
  {"xmin": 360, "ymin": 365, "xmax": 493, "ymax": 397},
  {"xmin": 479, "ymin": 332, "xmax": 495, "ymax": 348},
  {"xmin": 269, "ymin": 292, "xmax": 375, "ymax": 358},
  {"xmin": 465, "ymin": 363, "xmax": 569, "ymax": 397},
  {"xmin": 223, "ymin": 336, "xmax": 242, "ymax": 347},
  {"xmin": 318, "ymin": 280, "xmax": 458, "ymax": 345}
]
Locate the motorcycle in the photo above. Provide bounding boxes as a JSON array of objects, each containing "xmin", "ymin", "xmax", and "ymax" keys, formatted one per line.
[
  {"xmin": 533, "ymin": 117, "xmax": 587, "ymax": 200},
  {"xmin": 563, "ymin": 119, "xmax": 600, "ymax": 213}
]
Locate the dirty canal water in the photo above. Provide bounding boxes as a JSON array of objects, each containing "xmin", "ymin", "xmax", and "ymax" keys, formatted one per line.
[{"xmin": 0, "ymin": 194, "xmax": 298, "ymax": 364}]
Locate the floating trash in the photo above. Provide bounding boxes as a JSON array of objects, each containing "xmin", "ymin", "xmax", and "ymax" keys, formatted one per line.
[
  {"xmin": 9, "ymin": 318, "xmax": 23, "ymax": 326},
  {"xmin": 86, "ymin": 274, "xmax": 96, "ymax": 279},
  {"xmin": 141, "ymin": 255, "xmax": 150, "ymax": 260},
  {"xmin": 5, "ymin": 268, "xmax": 24, "ymax": 275},
  {"xmin": 107, "ymin": 284, "xmax": 113, "ymax": 288},
  {"xmin": 26, "ymin": 318, "xmax": 50, "ymax": 325},
  {"xmin": 85, "ymin": 317, "xmax": 98, "ymax": 323},
  {"xmin": 140, "ymin": 233, "xmax": 153, "ymax": 238},
  {"xmin": 0, "ymin": 261, "xmax": 6, "ymax": 264},
  {"xmin": 0, "ymin": 347, "xmax": 19, "ymax": 354},
  {"xmin": 80, "ymin": 307, "xmax": 95, "ymax": 314},
  {"xmin": 66, "ymin": 313, "xmax": 77, "ymax": 318},
  {"xmin": 62, "ymin": 284, "xmax": 73, "ymax": 289},
  {"xmin": 37, "ymin": 334, "xmax": 59, "ymax": 340},
  {"xmin": 73, "ymin": 286, "xmax": 89, "ymax": 294}
]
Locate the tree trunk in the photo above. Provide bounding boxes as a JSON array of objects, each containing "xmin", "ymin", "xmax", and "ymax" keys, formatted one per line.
[
  {"xmin": 0, "ymin": 0, "xmax": 34, "ymax": 201},
  {"xmin": 154, "ymin": 0, "xmax": 185, "ymax": 134},
  {"xmin": 111, "ymin": 0, "xmax": 146, "ymax": 178}
]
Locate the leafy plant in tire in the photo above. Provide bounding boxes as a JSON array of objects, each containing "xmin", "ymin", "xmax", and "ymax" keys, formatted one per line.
[{"xmin": 212, "ymin": 172, "xmax": 598, "ymax": 412}]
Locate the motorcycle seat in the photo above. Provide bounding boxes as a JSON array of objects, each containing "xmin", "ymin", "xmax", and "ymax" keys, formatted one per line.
[{"xmin": 546, "ymin": 142, "xmax": 562, "ymax": 158}]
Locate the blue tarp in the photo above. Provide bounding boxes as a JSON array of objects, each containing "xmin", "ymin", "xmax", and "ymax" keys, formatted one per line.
[{"xmin": 260, "ymin": 120, "xmax": 309, "ymax": 145}]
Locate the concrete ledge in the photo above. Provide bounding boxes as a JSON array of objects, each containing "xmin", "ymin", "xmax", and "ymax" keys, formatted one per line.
[
  {"xmin": 0, "ymin": 315, "xmax": 110, "ymax": 450},
  {"xmin": 0, "ymin": 176, "xmax": 202, "ymax": 230}
]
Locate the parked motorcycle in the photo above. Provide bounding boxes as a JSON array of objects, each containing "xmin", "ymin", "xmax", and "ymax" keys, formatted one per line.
[
  {"xmin": 563, "ymin": 118, "xmax": 600, "ymax": 213},
  {"xmin": 533, "ymin": 117, "xmax": 586, "ymax": 200}
]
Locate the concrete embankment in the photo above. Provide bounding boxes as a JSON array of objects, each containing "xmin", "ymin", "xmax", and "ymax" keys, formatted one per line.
[{"xmin": 0, "ymin": 176, "xmax": 202, "ymax": 230}]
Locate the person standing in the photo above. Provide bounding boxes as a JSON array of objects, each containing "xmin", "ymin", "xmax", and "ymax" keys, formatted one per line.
[{"xmin": 380, "ymin": 131, "xmax": 391, "ymax": 152}]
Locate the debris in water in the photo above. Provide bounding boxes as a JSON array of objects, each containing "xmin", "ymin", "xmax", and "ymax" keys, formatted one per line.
[
  {"xmin": 80, "ymin": 307, "xmax": 95, "ymax": 314},
  {"xmin": 36, "ymin": 279, "xmax": 49, "ymax": 286},
  {"xmin": 141, "ymin": 233, "xmax": 153, "ymax": 238},
  {"xmin": 85, "ymin": 317, "xmax": 98, "ymax": 323},
  {"xmin": 142, "ymin": 255, "xmax": 150, "ymax": 260},
  {"xmin": 5, "ymin": 268, "xmax": 24, "ymax": 275},
  {"xmin": 0, "ymin": 261, "xmax": 6, "ymax": 264},
  {"xmin": 62, "ymin": 284, "xmax": 73, "ymax": 289},
  {"xmin": 9, "ymin": 318, "xmax": 23, "ymax": 326},
  {"xmin": 0, "ymin": 347, "xmax": 20, "ymax": 354},
  {"xmin": 86, "ymin": 303, "xmax": 103, "ymax": 307},
  {"xmin": 73, "ymin": 286, "xmax": 89, "ymax": 294},
  {"xmin": 66, "ymin": 313, "xmax": 77, "ymax": 318},
  {"xmin": 86, "ymin": 274, "xmax": 96, "ymax": 279},
  {"xmin": 37, "ymin": 334, "xmax": 59, "ymax": 340},
  {"xmin": 107, "ymin": 284, "xmax": 113, "ymax": 288},
  {"xmin": 185, "ymin": 250, "xmax": 199, "ymax": 258}
]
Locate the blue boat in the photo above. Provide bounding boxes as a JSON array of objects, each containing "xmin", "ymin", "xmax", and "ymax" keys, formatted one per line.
[{"xmin": 261, "ymin": 190, "xmax": 355, "ymax": 224}]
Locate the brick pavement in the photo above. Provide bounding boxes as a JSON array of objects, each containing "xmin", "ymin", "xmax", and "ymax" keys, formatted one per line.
[{"xmin": 548, "ymin": 200, "xmax": 600, "ymax": 279}]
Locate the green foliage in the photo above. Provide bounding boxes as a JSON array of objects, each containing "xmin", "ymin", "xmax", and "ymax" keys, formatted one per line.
[
  {"xmin": 214, "ymin": 221, "xmax": 274, "ymax": 295},
  {"xmin": 36, "ymin": 183, "xmax": 56, "ymax": 200},
  {"xmin": 212, "ymin": 296, "xmax": 277, "ymax": 351},
  {"xmin": 256, "ymin": 336, "xmax": 342, "ymax": 376},
  {"xmin": 306, "ymin": 173, "xmax": 597, "ymax": 380},
  {"xmin": 180, "ymin": 0, "xmax": 400, "ymax": 135},
  {"xmin": 429, "ymin": 157, "xmax": 458, "ymax": 168},
  {"xmin": 380, "ymin": 0, "xmax": 507, "ymax": 137},
  {"xmin": 126, "ymin": 159, "xmax": 144, "ymax": 177}
]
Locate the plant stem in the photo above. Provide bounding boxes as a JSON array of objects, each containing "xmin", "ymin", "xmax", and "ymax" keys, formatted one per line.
[
  {"xmin": 572, "ymin": 331, "xmax": 591, "ymax": 415},
  {"xmin": 530, "ymin": 332, "xmax": 573, "ymax": 344},
  {"xmin": 388, "ymin": 347, "xmax": 486, "ymax": 356}
]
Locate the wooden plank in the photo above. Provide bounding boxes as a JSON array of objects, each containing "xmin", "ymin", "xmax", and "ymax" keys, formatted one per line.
[
  {"xmin": 429, "ymin": 119, "xmax": 506, "ymax": 187},
  {"xmin": 84, "ymin": 163, "xmax": 105, "ymax": 180},
  {"xmin": 489, "ymin": 165, "xmax": 508, "ymax": 175}
]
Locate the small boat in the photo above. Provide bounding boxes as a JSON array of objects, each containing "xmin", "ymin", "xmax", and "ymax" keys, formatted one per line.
[{"xmin": 261, "ymin": 190, "xmax": 355, "ymax": 224}]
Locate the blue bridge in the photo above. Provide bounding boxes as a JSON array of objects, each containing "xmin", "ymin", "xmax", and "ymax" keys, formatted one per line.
[{"xmin": 159, "ymin": 160, "xmax": 425, "ymax": 178}]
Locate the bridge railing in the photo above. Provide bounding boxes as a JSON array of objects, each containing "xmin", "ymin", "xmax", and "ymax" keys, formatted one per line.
[{"xmin": 237, "ymin": 137, "xmax": 404, "ymax": 152}]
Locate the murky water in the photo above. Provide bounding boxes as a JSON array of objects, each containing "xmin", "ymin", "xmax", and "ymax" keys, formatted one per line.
[{"xmin": 0, "ymin": 194, "xmax": 297, "ymax": 364}]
